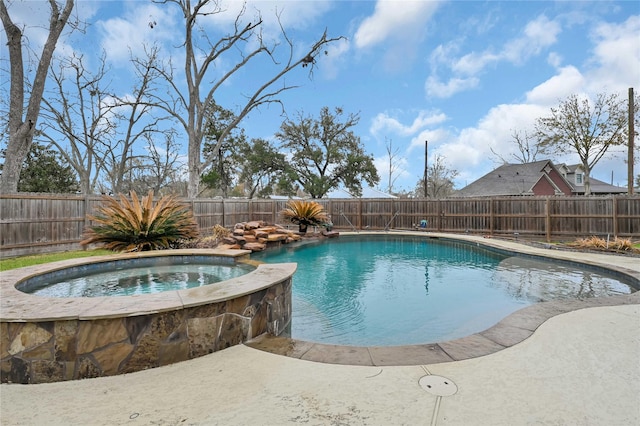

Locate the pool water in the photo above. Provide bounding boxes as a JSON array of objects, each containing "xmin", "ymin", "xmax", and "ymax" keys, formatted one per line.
[
  {"xmin": 28, "ymin": 263, "xmax": 255, "ymax": 298},
  {"xmin": 252, "ymin": 235, "xmax": 635, "ymax": 346}
]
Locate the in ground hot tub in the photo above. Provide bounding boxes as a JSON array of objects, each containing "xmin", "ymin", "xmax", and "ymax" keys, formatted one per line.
[{"xmin": 0, "ymin": 249, "xmax": 296, "ymax": 384}]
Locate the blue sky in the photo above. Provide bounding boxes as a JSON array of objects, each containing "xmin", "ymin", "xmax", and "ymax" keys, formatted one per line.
[{"xmin": 3, "ymin": 0, "xmax": 639, "ymax": 194}]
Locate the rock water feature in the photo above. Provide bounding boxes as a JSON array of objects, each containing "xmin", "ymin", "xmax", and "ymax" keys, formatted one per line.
[{"xmin": 217, "ymin": 221, "xmax": 339, "ymax": 252}]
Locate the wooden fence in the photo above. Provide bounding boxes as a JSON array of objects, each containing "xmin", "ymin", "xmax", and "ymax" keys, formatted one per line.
[{"xmin": 1, "ymin": 193, "xmax": 639, "ymax": 258}]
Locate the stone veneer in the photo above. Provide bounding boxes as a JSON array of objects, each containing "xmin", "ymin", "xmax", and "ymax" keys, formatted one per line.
[{"xmin": 0, "ymin": 249, "xmax": 296, "ymax": 384}]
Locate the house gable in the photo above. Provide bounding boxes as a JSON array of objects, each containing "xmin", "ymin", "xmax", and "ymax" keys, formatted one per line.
[
  {"xmin": 543, "ymin": 166, "xmax": 573, "ymax": 195},
  {"xmin": 531, "ymin": 174, "xmax": 562, "ymax": 195}
]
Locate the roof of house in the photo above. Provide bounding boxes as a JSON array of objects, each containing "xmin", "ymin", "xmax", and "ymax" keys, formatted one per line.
[
  {"xmin": 575, "ymin": 177, "xmax": 628, "ymax": 194},
  {"xmin": 454, "ymin": 160, "xmax": 560, "ymax": 197},
  {"xmin": 455, "ymin": 160, "xmax": 628, "ymax": 197},
  {"xmin": 556, "ymin": 163, "xmax": 628, "ymax": 194}
]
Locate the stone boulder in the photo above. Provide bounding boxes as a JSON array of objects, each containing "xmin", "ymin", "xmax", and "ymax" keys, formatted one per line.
[
  {"xmin": 267, "ymin": 234, "xmax": 287, "ymax": 242},
  {"xmin": 322, "ymin": 230, "xmax": 340, "ymax": 238},
  {"xmin": 243, "ymin": 242, "xmax": 266, "ymax": 251}
]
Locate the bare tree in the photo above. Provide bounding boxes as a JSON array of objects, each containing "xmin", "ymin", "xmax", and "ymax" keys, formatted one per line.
[
  {"xmin": 143, "ymin": 131, "xmax": 184, "ymax": 194},
  {"xmin": 415, "ymin": 154, "xmax": 458, "ymax": 198},
  {"xmin": 38, "ymin": 53, "xmax": 115, "ymax": 194},
  {"xmin": 149, "ymin": 0, "xmax": 345, "ymax": 197},
  {"xmin": 39, "ymin": 47, "xmax": 174, "ymax": 195},
  {"xmin": 105, "ymin": 131, "xmax": 182, "ymax": 195},
  {"xmin": 104, "ymin": 46, "xmax": 174, "ymax": 194},
  {"xmin": 491, "ymin": 129, "xmax": 540, "ymax": 164},
  {"xmin": 0, "ymin": 0, "xmax": 76, "ymax": 193},
  {"xmin": 384, "ymin": 137, "xmax": 402, "ymax": 193},
  {"xmin": 536, "ymin": 93, "xmax": 629, "ymax": 195}
]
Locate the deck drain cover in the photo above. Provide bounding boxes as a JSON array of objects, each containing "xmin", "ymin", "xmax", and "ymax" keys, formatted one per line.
[{"xmin": 419, "ymin": 375, "xmax": 458, "ymax": 396}]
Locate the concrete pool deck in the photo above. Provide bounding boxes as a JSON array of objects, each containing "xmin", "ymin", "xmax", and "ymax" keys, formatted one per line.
[{"xmin": 1, "ymin": 235, "xmax": 639, "ymax": 425}]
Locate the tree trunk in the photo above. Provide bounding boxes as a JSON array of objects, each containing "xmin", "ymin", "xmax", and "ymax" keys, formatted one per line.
[
  {"xmin": 1, "ymin": 125, "xmax": 33, "ymax": 193},
  {"xmin": 583, "ymin": 164, "xmax": 592, "ymax": 196},
  {"xmin": 187, "ymin": 128, "xmax": 202, "ymax": 198},
  {"xmin": 0, "ymin": 0, "xmax": 75, "ymax": 193}
]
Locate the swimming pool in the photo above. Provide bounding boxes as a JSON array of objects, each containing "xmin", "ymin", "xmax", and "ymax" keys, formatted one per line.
[{"xmin": 252, "ymin": 235, "xmax": 636, "ymax": 346}]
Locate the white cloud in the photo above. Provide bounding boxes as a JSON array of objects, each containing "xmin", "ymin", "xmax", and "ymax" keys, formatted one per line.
[
  {"xmin": 319, "ymin": 38, "xmax": 351, "ymax": 80},
  {"xmin": 429, "ymin": 41, "xmax": 462, "ymax": 70},
  {"xmin": 0, "ymin": 0, "xmax": 91, "ymax": 64},
  {"xmin": 98, "ymin": 3, "xmax": 178, "ymax": 64},
  {"xmin": 408, "ymin": 128, "xmax": 450, "ymax": 153},
  {"xmin": 526, "ymin": 15, "xmax": 639, "ymax": 107},
  {"xmin": 547, "ymin": 52, "xmax": 563, "ymax": 68},
  {"xmin": 452, "ymin": 51, "xmax": 499, "ymax": 76},
  {"xmin": 354, "ymin": 1, "xmax": 440, "ymax": 49},
  {"xmin": 251, "ymin": 0, "xmax": 334, "ymax": 31},
  {"xmin": 352, "ymin": 0, "xmax": 440, "ymax": 71},
  {"xmin": 502, "ymin": 15, "xmax": 561, "ymax": 63},
  {"xmin": 425, "ymin": 75, "xmax": 479, "ymax": 98},
  {"xmin": 586, "ymin": 15, "xmax": 640, "ymax": 94},
  {"xmin": 370, "ymin": 110, "xmax": 447, "ymax": 138},
  {"xmin": 198, "ymin": 0, "xmax": 334, "ymax": 49},
  {"xmin": 195, "ymin": 0, "xmax": 332, "ymax": 29},
  {"xmin": 456, "ymin": 15, "xmax": 561, "ymax": 72},
  {"xmin": 427, "ymin": 14, "xmax": 561, "ymax": 99},
  {"xmin": 525, "ymin": 66, "xmax": 585, "ymax": 105}
]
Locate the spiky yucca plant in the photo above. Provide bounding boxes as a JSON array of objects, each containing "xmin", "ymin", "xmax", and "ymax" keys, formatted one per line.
[
  {"xmin": 81, "ymin": 190, "xmax": 199, "ymax": 252},
  {"xmin": 281, "ymin": 200, "xmax": 329, "ymax": 234}
]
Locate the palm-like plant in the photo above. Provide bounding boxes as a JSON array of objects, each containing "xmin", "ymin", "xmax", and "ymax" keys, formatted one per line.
[
  {"xmin": 281, "ymin": 200, "xmax": 329, "ymax": 234},
  {"xmin": 81, "ymin": 191, "xmax": 199, "ymax": 252}
]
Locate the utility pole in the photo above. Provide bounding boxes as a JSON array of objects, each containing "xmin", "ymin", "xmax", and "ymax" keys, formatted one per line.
[
  {"xmin": 629, "ymin": 87, "xmax": 635, "ymax": 195},
  {"xmin": 423, "ymin": 140, "xmax": 428, "ymax": 198}
]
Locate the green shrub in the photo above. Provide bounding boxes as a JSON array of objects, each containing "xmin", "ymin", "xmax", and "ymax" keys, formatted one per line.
[
  {"xmin": 81, "ymin": 191, "xmax": 199, "ymax": 252},
  {"xmin": 281, "ymin": 200, "xmax": 329, "ymax": 234}
]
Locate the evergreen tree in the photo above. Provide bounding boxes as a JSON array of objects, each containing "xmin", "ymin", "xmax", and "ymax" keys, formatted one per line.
[{"xmin": 3, "ymin": 143, "xmax": 79, "ymax": 193}]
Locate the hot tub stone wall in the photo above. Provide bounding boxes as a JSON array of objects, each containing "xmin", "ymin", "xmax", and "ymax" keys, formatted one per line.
[{"xmin": 0, "ymin": 278, "xmax": 291, "ymax": 384}]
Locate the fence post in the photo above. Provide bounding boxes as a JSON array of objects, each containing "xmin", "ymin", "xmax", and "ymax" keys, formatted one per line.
[
  {"xmin": 83, "ymin": 194, "xmax": 91, "ymax": 249},
  {"xmin": 612, "ymin": 195, "xmax": 618, "ymax": 239},
  {"xmin": 272, "ymin": 199, "xmax": 276, "ymax": 224},
  {"xmin": 545, "ymin": 197, "xmax": 551, "ymax": 243},
  {"xmin": 221, "ymin": 199, "xmax": 225, "ymax": 228},
  {"xmin": 328, "ymin": 200, "xmax": 333, "ymax": 226},
  {"xmin": 489, "ymin": 198, "xmax": 494, "ymax": 236}
]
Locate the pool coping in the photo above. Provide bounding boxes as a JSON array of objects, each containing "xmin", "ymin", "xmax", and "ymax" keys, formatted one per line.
[
  {"xmin": 0, "ymin": 249, "xmax": 297, "ymax": 322},
  {"xmin": 244, "ymin": 231, "xmax": 640, "ymax": 366}
]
